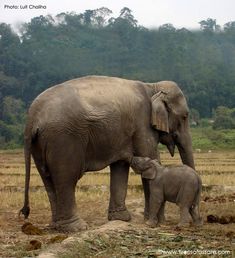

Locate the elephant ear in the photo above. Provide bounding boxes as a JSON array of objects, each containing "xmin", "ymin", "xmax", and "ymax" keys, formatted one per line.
[{"xmin": 151, "ymin": 91, "xmax": 169, "ymax": 133}]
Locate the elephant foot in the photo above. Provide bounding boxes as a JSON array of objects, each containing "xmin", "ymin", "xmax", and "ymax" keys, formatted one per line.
[
  {"xmin": 158, "ymin": 216, "xmax": 166, "ymax": 224},
  {"xmin": 108, "ymin": 208, "xmax": 131, "ymax": 222},
  {"xmin": 144, "ymin": 210, "xmax": 149, "ymax": 221},
  {"xmin": 55, "ymin": 216, "xmax": 88, "ymax": 232},
  {"xmin": 177, "ymin": 221, "xmax": 190, "ymax": 228},
  {"xmin": 193, "ymin": 218, "xmax": 203, "ymax": 227},
  {"xmin": 46, "ymin": 221, "xmax": 57, "ymax": 229},
  {"xmin": 145, "ymin": 219, "xmax": 158, "ymax": 228}
]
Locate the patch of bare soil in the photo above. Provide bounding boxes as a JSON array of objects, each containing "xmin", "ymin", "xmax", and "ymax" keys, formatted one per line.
[{"xmin": 1, "ymin": 192, "xmax": 234, "ymax": 258}]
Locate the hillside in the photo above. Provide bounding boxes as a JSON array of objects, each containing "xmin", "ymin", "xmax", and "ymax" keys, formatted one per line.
[{"xmin": 0, "ymin": 8, "xmax": 235, "ymax": 147}]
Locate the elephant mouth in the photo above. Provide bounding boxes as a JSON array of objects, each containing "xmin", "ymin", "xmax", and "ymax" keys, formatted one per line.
[{"xmin": 166, "ymin": 143, "xmax": 175, "ymax": 157}]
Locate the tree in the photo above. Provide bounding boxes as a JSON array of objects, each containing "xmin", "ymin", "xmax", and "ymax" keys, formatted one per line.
[
  {"xmin": 0, "ymin": 23, "xmax": 20, "ymax": 48},
  {"xmin": 83, "ymin": 10, "xmax": 95, "ymax": 26},
  {"xmin": 1, "ymin": 96, "xmax": 25, "ymax": 124},
  {"xmin": 213, "ymin": 106, "xmax": 235, "ymax": 129},
  {"xmin": 224, "ymin": 21, "xmax": 235, "ymax": 32},
  {"xmin": 159, "ymin": 23, "xmax": 176, "ymax": 32},
  {"xmin": 1, "ymin": 10, "xmax": 235, "ymax": 148},
  {"xmin": 22, "ymin": 15, "xmax": 55, "ymax": 40},
  {"xmin": 119, "ymin": 7, "xmax": 137, "ymax": 27},
  {"xmin": 223, "ymin": 21, "xmax": 235, "ymax": 43},
  {"xmin": 94, "ymin": 7, "xmax": 112, "ymax": 27},
  {"xmin": 190, "ymin": 109, "xmax": 200, "ymax": 126},
  {"xmin": 0, "ymin": 23, "xmax": 23, "ymax": 78},
  {"xmin": 0, "ymin": 96, "xmax": 25, "ymax": 147},
  {"xmin": 56, "ymin": 12, "xmax": 84, "ymax": 27},
  {"xmin": 0, "ymin": 72, "xmax": 20, "ymax": 104},
  {"xmin": 199, "ymin": 18, "xmax": 221, "ymax": 33}
]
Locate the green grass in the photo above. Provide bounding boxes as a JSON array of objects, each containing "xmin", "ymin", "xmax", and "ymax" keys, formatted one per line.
[
  {"xmin": 1, "ymin": 127, "xmax": 235, "ymax": 151},
  {"xmin": 191, "ymin": 127, "xmax": 235, "ymax": 150}
]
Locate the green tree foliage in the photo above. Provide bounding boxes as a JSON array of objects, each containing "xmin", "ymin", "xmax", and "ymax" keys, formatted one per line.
[
  {"xmin": 199, "ymin": 18, "xmax": 221, "ymax": 33},
  {"xmin": 0, "ymin": 96, "xmax": 25, "ymax": 148},
  {"xmin": 190, "ymin": 108, "xmax": 200, "ymax": 126},
  {"xmin": 213, "ymin": 106, "xmax": 235, "ymax": 129},
  {"xmin": 0, "ymin": 8, "xmax": 235, "ymax": 147}
]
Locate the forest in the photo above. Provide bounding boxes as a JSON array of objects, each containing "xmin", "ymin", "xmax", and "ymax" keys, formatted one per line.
[{"xmin": 0, "ymin": 7, "xmax": 235, "ymax": 148}]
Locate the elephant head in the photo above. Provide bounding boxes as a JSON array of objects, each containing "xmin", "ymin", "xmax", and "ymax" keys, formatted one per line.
[{"xmin": 151, "ymin": 81, "xmax": 194, "ymax": 169}]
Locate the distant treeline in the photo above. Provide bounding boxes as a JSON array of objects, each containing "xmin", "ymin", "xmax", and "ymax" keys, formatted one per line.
[{"xmin": 0, "ymin": 7, "xmax": 235, "ymax": 147}]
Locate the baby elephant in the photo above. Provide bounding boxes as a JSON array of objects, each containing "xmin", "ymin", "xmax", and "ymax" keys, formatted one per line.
[{"xmin": 131, "ymin": 157, "xmax": 203, "ymax": 227}]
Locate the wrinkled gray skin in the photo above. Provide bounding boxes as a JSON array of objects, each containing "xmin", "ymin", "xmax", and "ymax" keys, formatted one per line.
[
  {"xmin": 159, "ymin": 132, "xmax": 175, "ymax": 157},
  {"xmin": 131, "ymin": 157, "xmax": 202, "ymax": 227},
  {"xmin": 19, "ymin": 76, "xmax": 194, "ymax": 232}
]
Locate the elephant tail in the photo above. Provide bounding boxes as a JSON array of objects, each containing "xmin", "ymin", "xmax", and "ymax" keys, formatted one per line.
[{"xmin": 19, "ymin": 124, "xmax": 37, "ymax": 219}]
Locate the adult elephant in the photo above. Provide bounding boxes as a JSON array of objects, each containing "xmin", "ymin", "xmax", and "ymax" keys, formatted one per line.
[{"xmin": 20, "ymin": 76, "xmax": 194, "ymax": 232}]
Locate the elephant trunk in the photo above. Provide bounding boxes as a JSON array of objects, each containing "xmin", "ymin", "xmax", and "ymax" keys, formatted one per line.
[
  {"xmin": 176, "ymin": 130, "xmax": 195, "ymax": 169},
  {"xmin": 177, "ymin": 144, "xmax": 195, "ymax": 169}
]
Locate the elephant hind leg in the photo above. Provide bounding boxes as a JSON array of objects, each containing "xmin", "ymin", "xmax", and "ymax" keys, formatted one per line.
[
  {"xmin": 108, "ymin": 160, "xmax": 131, "ymax": 221},
  {"xmin": 54, "ymin": 185, "xmax": 88, "ymax": 232},
  {"xmin": 45, "ymin": 138, "xmax": 87, "ymax": 232},
  {"xmin": 178, "ymin": 206, "xmax": 192, "ymax": 227},
  {"xmin": 40, "ymin": 174, "xmax": 57, "ymax": 226},
  {"xmin": 32, "ymin": 145, "xmax": 57, "ymax": 225},
  {"xmin": 189, "ymin": 205, "xmax": 203, "ymax": 226}
]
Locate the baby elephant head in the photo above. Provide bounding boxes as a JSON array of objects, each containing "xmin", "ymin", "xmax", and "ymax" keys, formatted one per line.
[{"xmin": 131, "ymin": 157, "xmax": 161, "ymax": 179}]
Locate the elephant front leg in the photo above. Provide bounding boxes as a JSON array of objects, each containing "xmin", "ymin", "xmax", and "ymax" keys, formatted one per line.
[
  {"xmin": 141, "ymin": 149, "xmax": 160, "ymax": 220},
  {"xmin": 146, "ymin": 199, "xmax": 162, "ymax": 228},
  {"xmin": 142, "ymin": 178, "xmax": 150, "ymax": 220},
  {"xmin": 108, "ymin": 161, "xmax": 131, "ymax": 221},
  {"xmin": 133, "ymin": 134, "xmax": 160, "ymax": 221},
  {"xmin": 157, "ymin": 202, "xmax": 166, "ymax": 224}
]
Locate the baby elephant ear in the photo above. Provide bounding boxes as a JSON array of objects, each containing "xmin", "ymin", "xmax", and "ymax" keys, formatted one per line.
[
  {"xmin": 131, "ymin": 157, "xmax": 156, "ymax": 179},
  {"xmin": 151, "ymin": 92, "xmax": 169, "ymax": 133},
  {"xmin": 131, "ymin": 157, "xmax": 152, "ymax": 172},
  {"xmin": 141, "ymin": 165, "xmax": 156, "ymax": 180}
]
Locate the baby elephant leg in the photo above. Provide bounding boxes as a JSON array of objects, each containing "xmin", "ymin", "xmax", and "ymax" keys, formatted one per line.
[
  {"xmin": 145, "ymin": 201, "xmax": 162, "ymax": 228},
  {"xmin": 157, "ymin": 202, "xmax": 166, "ymax": 224},
  {"xmin": 178, "ymin": 206, "xmax": 192, "ymax": 227},
  {"xmin": 146, "ymin": 191, "xmax": 164, "ymax": 228},
  {"xmin": 190, "ymin": 205, "xmax": 203, "ymax": 226}
]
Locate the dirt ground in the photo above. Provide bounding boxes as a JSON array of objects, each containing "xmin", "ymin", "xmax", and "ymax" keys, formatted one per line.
[
  {"xmin": 0, "ymin": 192, "xmax": 235, "ymax": 258},
  {"xmin": 0, "ymin": 150, "xmax": 234, "ymax": 257},
  {"xmin": 0, "ymin": 187, "xmax": 235, "ymax": 257}
]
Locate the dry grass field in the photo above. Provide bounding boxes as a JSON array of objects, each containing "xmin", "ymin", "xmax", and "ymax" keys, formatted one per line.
[{"xmin": 0, "ymin": 150, "xmax": 234, "ymax": 257}]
